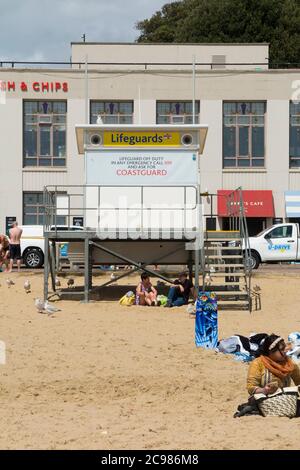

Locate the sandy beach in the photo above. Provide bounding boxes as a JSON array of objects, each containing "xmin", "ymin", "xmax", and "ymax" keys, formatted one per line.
[{"xmin": 0, "ymin": 269, "xmax": 300, "ymax": 450}]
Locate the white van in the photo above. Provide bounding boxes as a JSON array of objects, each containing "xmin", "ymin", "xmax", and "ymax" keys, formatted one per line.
[{"xmin": 20, "ymin": 225, "xmax": 84, "ymax": 268}]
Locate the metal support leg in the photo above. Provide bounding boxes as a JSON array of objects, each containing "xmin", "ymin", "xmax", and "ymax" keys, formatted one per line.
[
  {"xmin": 195, "ymin": 245, "xmax": 199, "ymax": 297},
  {"xmin": 50, "ymin": 241, "xmax": 56, "ymax": 292},
  {"xmin": 188, "ymin": 252, "xmax": 193, "ymax": 284},
  {"xmin": 84, "ymin": 237, "xmax": 90, "ymax": 303},
  {"xmin": 44, "ymin": 237, "xmax": 49, "ymax": 302}
]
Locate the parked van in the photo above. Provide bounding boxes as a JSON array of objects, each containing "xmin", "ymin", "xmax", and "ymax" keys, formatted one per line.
[{"xmin": 20, "ymin": 225, "xmax": 84, "ymax": 268}]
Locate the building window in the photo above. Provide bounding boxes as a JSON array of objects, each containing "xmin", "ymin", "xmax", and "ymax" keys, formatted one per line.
[
  {"xmin": 23, "ymin": 193, "xmax": 46, "ymax": 225},
  {"xmin": 90, "ymin": 101, "xmax": 133, "ymax": 124},
  {"xmin": 156, "ymin": 101, "xmax": 200, "ymax": 124},
  {"xmin": 223, "ymin": 102, "xmax": 266, "ymax": 168},
  {"xmin": 23, "ymin": 101, "xmax": 67, "ymax": 167},
  {"xmin": 23, "ymin": 192, "xmax": 66, "ymax": 225},
  {"xmin": 290, "ymin": 101, "xmax": 300, "ymax": 168}
]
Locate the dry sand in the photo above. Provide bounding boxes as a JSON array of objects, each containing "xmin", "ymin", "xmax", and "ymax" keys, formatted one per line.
[{"xmin": 0, "ymin": 269, "xmax": 300, "ymax": 450}]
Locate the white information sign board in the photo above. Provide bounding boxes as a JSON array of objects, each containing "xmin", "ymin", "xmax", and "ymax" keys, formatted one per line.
[{"xmin": 86, "ymin": 150, "xmax": 198, "ymax": 186}]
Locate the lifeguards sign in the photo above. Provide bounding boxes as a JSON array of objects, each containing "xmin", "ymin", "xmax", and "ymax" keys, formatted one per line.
[
  {"xmin": 75, "ymin": 125, "xmax": 208, "ymax": 186},
  {"xmin": 103, "ymin": 131, "xmax": 181, "ymax": 147}
]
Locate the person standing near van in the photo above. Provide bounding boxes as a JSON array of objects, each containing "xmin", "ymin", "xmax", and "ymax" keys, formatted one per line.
[{"xmin": 8, "ymin": 222, "xmax": 23, "ymax": 272}]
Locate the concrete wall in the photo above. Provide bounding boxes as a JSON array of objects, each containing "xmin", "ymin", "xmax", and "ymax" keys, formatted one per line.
[{"xmin": 71, "ymin": 43, "xmax": 269, "ymax": 70}]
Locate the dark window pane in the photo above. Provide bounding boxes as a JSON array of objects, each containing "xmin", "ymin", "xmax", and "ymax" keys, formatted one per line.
[
  {"xmin": 24, "ymin": 125, "xmax": 37, "ymax": 157},
  {"xmin": 120, "ymin": 115, "xmax": 133, "ymax": 124},
  {"xmin": 290, "ymin": 158, "xmax": 300, "ymax": 168},
  {"xmin": 237, "ymin": 159, "xmax": 250, "ymax": 167},
  {"xmin": 252, "ymin": 159, "xmax": 264, "ymax": 167},
  {"xmin": 252, "ymin": 127, "xmax": 264, "ymax": 158},
  {"xmin": 39, "ymin": 158, "xmax": 52, "ymax": 166},
  {"xmin": 24, "ymin": 158, "xmax": 38, "ymax": 167},
  {"xmin": 24, "ymin": 101, "xmax": 38, "ymax": 114},
  {"xmin": 290, "ymin": 127, "xmax": 300, "ymax": 157},
  {"xmin": 24, "ymin": 215, "xmax": 37, "ymax": 225},
  {"xmin": 53, "ymin": 126, "xmax": 66, "ymax": 157},
  {"xmin": 223, "ymin": 159, "xmax": 236, "ymax": 167},
  {"xmin": 223, "ymin": 127, "xmax": 236, "ymax": 158},
  {"xmin": 53, "ymin": 158, "xmax": 66, "ymax": 167},
  {"xmin": 53, "ymin": 102, "xmax": 67, "ymax": 114},
  {"xmin": 38, "ymin": 102, "xmax": 51, "ymax": 114},
  {"xmin": 239, "ymin": 127, "xmax": 249, "ymax": 156},
  {"xmin": 40, "ymin": 126, "xmax": 51, "ymax": 156},
  {"xmin": 24, "ymin": 193, "xmax": 38, "ymax": 204}
]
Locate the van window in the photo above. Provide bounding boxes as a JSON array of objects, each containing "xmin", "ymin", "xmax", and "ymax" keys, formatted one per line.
[{"xmin": 267, "ymin": 225, "xmax": 293, "ymax": 239}]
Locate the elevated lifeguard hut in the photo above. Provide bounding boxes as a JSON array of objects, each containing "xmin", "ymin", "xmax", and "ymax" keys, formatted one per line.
[{"xmin": 43, "ymin": 124, "xmax": 208, "ymax": 302}]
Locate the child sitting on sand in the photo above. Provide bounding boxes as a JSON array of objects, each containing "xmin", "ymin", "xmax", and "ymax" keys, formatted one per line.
[{"xmin": 136, "ymin": 273, "xmax": 159, "ymax": 306}]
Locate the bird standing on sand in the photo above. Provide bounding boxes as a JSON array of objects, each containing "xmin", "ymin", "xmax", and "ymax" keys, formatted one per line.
[
  {"xmin": 24, "ymin": 280, "xmax": 31, "ymax": 293},
  {"xmin": 67, "ymin": 278, "xmax": 74, "ymax": 288},
  {"xmin": 44, "ymin": 301, "xmax": 61, "ymax": 316},
  {"xmin": 6, "ymin": 279, "xmax": 15, "ymax": 288},
  {"xmin": 55, "ymin": 277, "xmax": 61, "ymax": 288},
  {"xmin": 35, "ymin": 298, "xmax": 45, "ymax": 313},
  {"xmin": 110, "ymin": 273, "xmax": 117, "ymax": 281}
]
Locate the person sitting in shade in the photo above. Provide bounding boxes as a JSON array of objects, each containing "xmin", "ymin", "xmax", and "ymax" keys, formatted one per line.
[
  {"xmin": 165, "ymin": 271, "xmax": 194, "ymax": 308},
  {"xmin": 136, "ymin": 273, "xmax": 159, "ymax": 306}
]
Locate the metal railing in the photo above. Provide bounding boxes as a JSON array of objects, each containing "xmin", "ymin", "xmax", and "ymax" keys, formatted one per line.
[{"xmin": 43, "ymin": 184, "xmax": 199, "ymax": 240}]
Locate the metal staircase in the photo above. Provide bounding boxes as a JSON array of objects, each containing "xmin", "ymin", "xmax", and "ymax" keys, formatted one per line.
[{"xmin": 202, "ymin": 188, "xmax": 257, "ymax": 312}]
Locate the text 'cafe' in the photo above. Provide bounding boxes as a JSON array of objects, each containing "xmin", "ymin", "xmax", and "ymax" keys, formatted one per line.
[{"xmin": 217, "ymin": 190, "xmax": 275, "ymax": 235}]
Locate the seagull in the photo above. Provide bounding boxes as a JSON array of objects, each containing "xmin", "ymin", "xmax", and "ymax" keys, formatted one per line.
[
  {"xmin": 44, "ymin": 301, "xmax": 61, "ymax": 316},
  {"xmin": 35, "ymin": 298, "xmax": 45, "ymax": 313},
  {"xmin": 6, "ymin": 279, "xmax": 15, "ymax": 288},
  {"xmin": 24, "ymin": 280, "xmax": 31, "ymax": 293},
  {"xmin": 67, "ymin": 278, "xmax": 74, "ymax": 288},
  {"xmin": 204, "ymin": 273, "xmax": 212, "ymax": 286},
  {"xmin": 110, "ymin": 273, "xmax": 117, "ymax": 281},
  {"xmin": 55, "ymin": 277, "xmax": 61, "ymax": 288}
]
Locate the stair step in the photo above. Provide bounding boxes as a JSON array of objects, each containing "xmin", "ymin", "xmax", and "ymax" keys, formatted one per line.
[
  {"xmin": 206, "ymin": 255, "xmax": 243, "ymax": 259},
  {"xmin": 203, "ymin": 291, "xmax": 248, "ymax": 296},
  {"xmin": 205, "ymin": 238, "xmax": 241, "ymax": 242},
  {"xmin": 208, "ymin": 273, "xmax": 245, "ymax": 277},
  {"xmin": 217, "ymin": 300, "xmax": 249, "ymax": 305},
  {"xmin": 207, "ymin": 264, "xmax": 245, "ymax": 268},
  {"xmin": 205, "ymin": 282, "xmax": 244, "ymax": 286},
  {"xmin": 204, "ymin": 246, "xmax": 242, "ymax": 250}
]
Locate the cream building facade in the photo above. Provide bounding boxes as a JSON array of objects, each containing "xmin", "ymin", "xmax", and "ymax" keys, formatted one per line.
[{"xmin": 0, "ymin": 42, "xmax": 299, "ymax": 235}]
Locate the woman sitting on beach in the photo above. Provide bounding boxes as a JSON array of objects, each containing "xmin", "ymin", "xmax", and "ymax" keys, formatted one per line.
[
  {"xmin": 247, "ymin": 334, "xmax": 300, "ymax": 396},
  {"xmin": 0, "ymin": 234, "xmax": 10, "ymax": 272},
  {"xmin": 136, "ymin": 273, "xmax": 159, "ymax": 306}
]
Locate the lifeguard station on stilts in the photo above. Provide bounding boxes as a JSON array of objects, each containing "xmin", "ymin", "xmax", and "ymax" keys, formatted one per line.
[{"xmin": 43, "ymin": 123, "xmax": 255, "ymax": 311}]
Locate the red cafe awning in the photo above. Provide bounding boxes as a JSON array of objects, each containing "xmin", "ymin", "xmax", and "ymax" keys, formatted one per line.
[{"xmin": 217, "ymin": 190, "xmax": 274, "ymax": 218}]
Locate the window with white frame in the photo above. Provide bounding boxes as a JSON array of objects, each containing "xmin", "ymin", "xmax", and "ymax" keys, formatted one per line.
[
  {"xmin": 23, "ymin": 192, "xmax": 66, "ymax": 225},
  {"xmin": 290, "ymin": 101, "xmax": 300, "ymax": 168},
  {"xmin": 223, "ymin": 102, "xmax": 266, "ymax": 168},
  {"xmin": 156, "ymin": 101, "xmax": 200, "ymax": 124},
  {"xmin": 90, "ymin": 101, "xmax": 133, "ymax": 124},
  {"xmin": 23, "ymin": 101, "xmax": 67, "ymax": 167}
]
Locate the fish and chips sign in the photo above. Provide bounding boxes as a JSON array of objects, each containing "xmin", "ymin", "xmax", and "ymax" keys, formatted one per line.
[{"xmin": 76, "ymin": 126, "xmax": 205, "ymax": 187}]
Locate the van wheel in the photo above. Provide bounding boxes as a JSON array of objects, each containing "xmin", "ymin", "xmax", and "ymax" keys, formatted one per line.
[
  {"xmin": 248, "ymin": 251, "xmax": 260, "ymax": 270},
  {"xmin": 23, "ymin": 249, "xmax": 44, "ymax": 269}
]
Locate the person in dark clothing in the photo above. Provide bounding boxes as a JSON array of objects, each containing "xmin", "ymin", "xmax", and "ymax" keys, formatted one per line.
[{"xmin": 165, "ymin": 271, "xmax": 194, "ymax": 308}]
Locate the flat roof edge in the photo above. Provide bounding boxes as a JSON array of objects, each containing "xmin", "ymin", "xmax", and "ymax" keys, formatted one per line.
[{"xmin": 71, "ymin": 42, "xmax": 270, "ymax": 46}]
